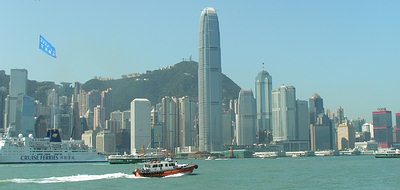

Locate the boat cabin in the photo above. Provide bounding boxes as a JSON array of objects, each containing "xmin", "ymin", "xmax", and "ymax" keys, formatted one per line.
[{"xmin": 141, "ymin": 160, "xmax": 180, "ymax": 172}]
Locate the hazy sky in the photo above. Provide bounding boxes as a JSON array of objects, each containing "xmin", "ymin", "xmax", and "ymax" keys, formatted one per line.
[{"xmin": 1, "ymin": 1, "xmax": 399, "ymax": 122}]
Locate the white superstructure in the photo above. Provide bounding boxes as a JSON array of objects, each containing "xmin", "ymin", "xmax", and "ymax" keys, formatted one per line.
[{"xmin": 0, "ymin": 133, "xmax": 106, "ymax": 164}]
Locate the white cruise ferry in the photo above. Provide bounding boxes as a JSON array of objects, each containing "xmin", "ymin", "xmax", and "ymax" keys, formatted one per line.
[{"xmin": 0, "ymin": 129, "xmax": 106, "ymax": 164}]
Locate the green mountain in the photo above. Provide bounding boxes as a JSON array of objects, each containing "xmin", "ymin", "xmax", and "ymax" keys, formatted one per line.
[
  {"xmin": 1, "ymin": 61, "xmax": 241, "ymax": 111},
  {"xmin": 81, "ymin": 61, "xmax": 241, "ymax": 111}
]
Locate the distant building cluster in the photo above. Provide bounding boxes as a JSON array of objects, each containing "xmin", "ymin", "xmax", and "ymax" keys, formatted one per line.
[{"xmin": 1, "ymin": 7, "xmax": 399, "ymax": 157}]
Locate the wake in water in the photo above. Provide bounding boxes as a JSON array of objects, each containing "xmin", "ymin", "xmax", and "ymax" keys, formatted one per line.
[
  {"xmin": 0, "ymin": 172, "xmax": 189, "ymax": 184},
  {"xmin": 0, "ymin": 173, "xmax": 140, "ymax": 184}
]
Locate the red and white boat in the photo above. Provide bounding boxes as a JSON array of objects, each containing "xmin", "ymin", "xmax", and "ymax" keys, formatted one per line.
[{"xmin": 133, "ymin": 159, "xmax": 198, "ymax": 177}]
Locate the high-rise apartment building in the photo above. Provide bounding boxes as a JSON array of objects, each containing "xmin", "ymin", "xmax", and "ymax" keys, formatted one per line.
[
  {"xmin": 272, "ymin": 85, "xmax": 296, "ymax": 142},
  {"xmin": 198, "ymin": 7, "xmax": 223, "ymax": 152},
  {"xmin": 130, "ymin": 99, "xmax": 151, "ymax": 154},
  {"xmin": 255, "ymin": 70, "xmax": 272, "ymax": 143},
  {"xmin": 235, "ymin": 90, "xmax": 256, "ymax": 145}
]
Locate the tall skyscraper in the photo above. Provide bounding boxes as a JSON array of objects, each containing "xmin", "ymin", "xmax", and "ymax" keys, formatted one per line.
[
  {"xmin": 178, "ymin": 96, "xmax": 197, "ymax": 147},
  {"xmin": 235, "ymin": 90, "xmax": 256, "ymax": 145},
  {"xmin": 394, "ymin": 113, "xmax": 400, "ymax": 143},
  {"xmin": 255, "ymin": 70, "xmax": 272, "ymax": 143},
  {"xmin": 272, "ymin": 85, "xmax": 296, "ymax": 142},
  {"xmin": 130, "ymin": 98, "xmax": 151, "ymax": 154},
  {"xmin": 296, "ymin": 100, "xmax": 310, "ymax": 141},
  {"xmin": 161, "ymin": 97, "xmax": 179, "ymax": 151},
  {"xmin": 372, "ymin": 108, "xmax": 392, "ymax": 148},
  {"xmin": 7, "ymin": 69, "xmax": 27, "ymax": 134},
  {"xmin": 198, "ymin": 7, "xmax": 223, "ymax": 151},
  {"xmin": 101, "ymin": 88, "xmax": 112, "ymax": 122},
  {"xmin": 71, "ymin": 101, "xmax": 81, "ymax": 140},
  {"xmin": 309, "ymin": 94, "xmax": 324, "ymax": 125},
  {"xmin": 0, "ymin": 87, "xmax": 7, "ymax": 132}
]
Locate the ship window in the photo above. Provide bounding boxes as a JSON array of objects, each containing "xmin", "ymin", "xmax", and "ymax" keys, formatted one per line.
[
  {"xmin": 169, "ymin": 163, "xmax": 175, "ymax": 166},
  {"xmin": 165, "ymin": 164, "xmax": 168, "ymax": 167},
  {"xmin": 152, "ymin": 165, "xmax": 157, "ymax": 168}
]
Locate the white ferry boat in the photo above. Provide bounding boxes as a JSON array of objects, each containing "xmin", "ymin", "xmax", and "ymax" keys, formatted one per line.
[{"xmin": 0, "ymin": 129, "xmax": 106, "ymax": 164}]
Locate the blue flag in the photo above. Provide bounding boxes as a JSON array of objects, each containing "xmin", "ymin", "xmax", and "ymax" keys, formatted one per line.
[{"xmin": 39, "ymin": 35, "xmax": 56, "ymax": 58}]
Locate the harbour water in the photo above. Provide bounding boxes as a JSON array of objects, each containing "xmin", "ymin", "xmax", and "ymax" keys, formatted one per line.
[{"xmin": 0, "ymin": 156, "xmax": 398, "ymax": 190}]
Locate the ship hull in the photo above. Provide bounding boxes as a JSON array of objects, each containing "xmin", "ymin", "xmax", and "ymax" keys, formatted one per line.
[{"xmin": 0, "ymin": 152, "xmax": 107, "ymax": 164}]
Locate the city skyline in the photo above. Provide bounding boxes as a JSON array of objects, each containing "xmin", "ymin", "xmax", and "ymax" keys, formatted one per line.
[{"xmin": 1, "ymin": 1, "xmax": 399, "ymax": 121}]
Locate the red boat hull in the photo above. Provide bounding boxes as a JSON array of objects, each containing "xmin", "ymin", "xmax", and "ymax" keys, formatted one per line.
[{"xmin": 135, "ymin": 164, "xmax": 198, "ymax": 177}]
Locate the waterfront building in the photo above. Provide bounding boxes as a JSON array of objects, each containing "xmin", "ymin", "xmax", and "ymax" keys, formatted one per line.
[
  {"xmin": 115, "ymin": 129, "xmax": 130, "ymax": 154},
  {"xmin": 34, "ymin": 115, "xmax": 48, "ymax": 138},
  {"xmin": 337, "ymin": 122, "xmax": 355, "ymax": 150},
  {"xmin": 272, "ymin": 85, "xmax": 296, "ymax": 142},
  {"xmin": 82, "ymin": 129, "xmax": 97, "ymax": 148},
  {"xmin": 310, "ymin": 113, "xmax": 333, "ymax": 151},
  {"xmin": 372, "ymin": 108, "xmax": 392, "ymax": 148},
  {"xmin": 96, "ymin": 130, "xmax": 116, "ymax": 154},
  {"xmin": 296, "ymin": 100, "xmax": 310, "ymax": 141},
  {"xmin": 0, "ymin": 87, "xmax": 7, "ymax": 132},
  {"xmin": 222, "ymin": 109, "xmax": 235, "ymax": 146},
  {"xmin": 309, "ymin": 94, "xmax": 324, "ymax": 125},
  {"xmin": 130, "ymin": 98, "xmax": 151, "ymax": 154},
  {"xmin": 15, "ymin": 95, "xmax": 35, "ymax": 136},
  {"xmin": 394, "ymin": 113, "xmax": 400, "ymax": 143},
  {"xmin": 310, "ymin": 124, "xmax": 332, "ymax": 151},
  {"xmin": 7, "ymin": 69, "xmax": 27, "ymax": 135},
  {"xmin": 198, "ymin": 7, "xmax": 223, "ymax": 152},
  {"xmin": 255, "ymin": 70, "xmax": 272, "ymax": 143},
  {"xmin": 161, "ymin": 97, "xmax": 179, "ymax": 151},
  {"xmin": 235, "ymin": 90, "xmax": 256, "ymax": 145},
  {"xmin": 178, "ymin": 96, "xmax": 197, "ymax": 147}
]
